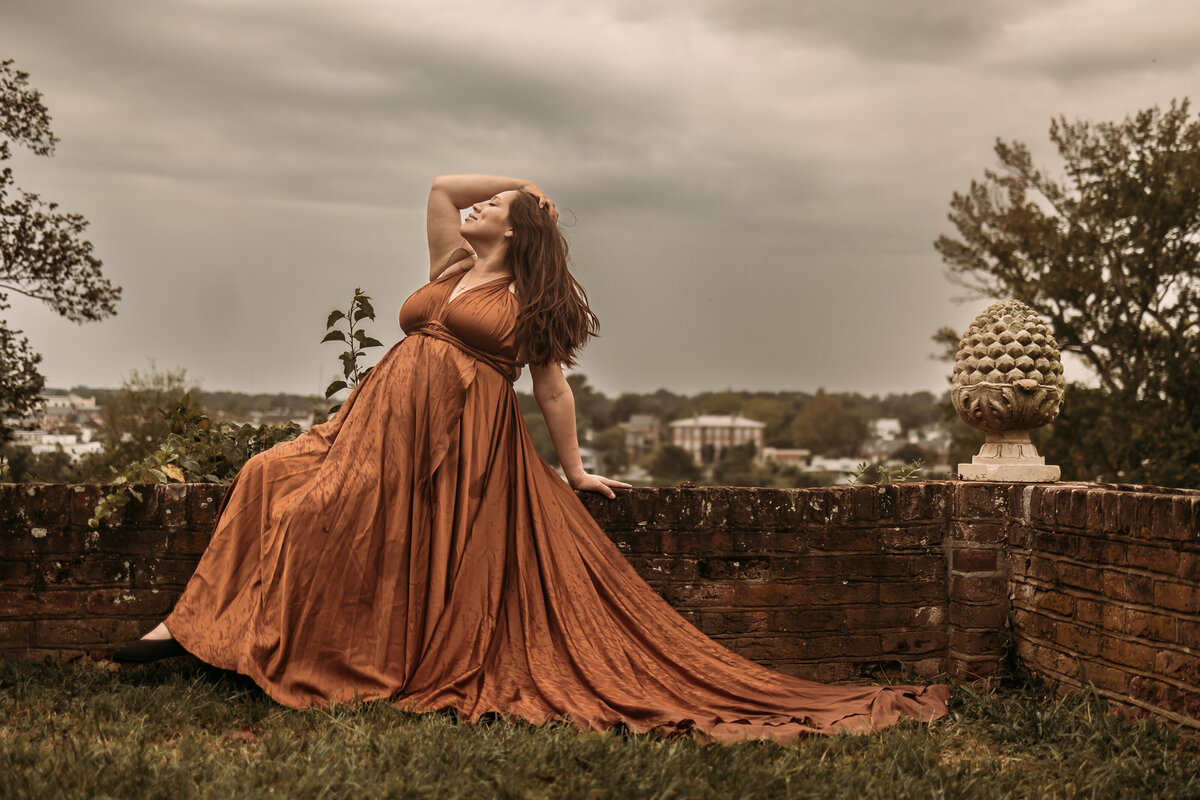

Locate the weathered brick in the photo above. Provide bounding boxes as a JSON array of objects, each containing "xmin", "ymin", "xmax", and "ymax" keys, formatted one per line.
[
  {"xmin": 1056, "ymin": 562, "xmax": 1103, "ymax": 592},
  {"xmin": 1085, "ymin": 489, "xmax": 1106, "ymax": 532},
  {"xmin": 18, "ymin": 484, "xmax": 72, "ymax": 526},
  {"xmin": 952, "ymin": 548, "xmax": 998, "ymax": 573},
  {"xmin": 849, "ymin": 486, "xmax": 876, "ymax": 522},
  {"xmin": 950, "ymin": 656, "xmax": 1001, "ymax": 681},
  {"xmin": 1102, "ymin": 571, "xmax": 1155, "ymax": 605},
  {"xmin": 880, "ymin": 580, "xmax": 943, "ymax": 604},
  {"xmin": 950, "ymin": 601, "xmax": 1007, "ymax": 629},
  {"xmin": 1154, "ymin": 649, "xmax": 1200, "ymax": 684},
  {"xmin": 949, "ymin": 627, "xmax": 1006, "ymax": 655},
  {"xmin": 1073, "ymin": 535, "xmax": 1124, "ymax": 565},
  {"xmin": 806, "ymin": 528, "xmax": 880, "ymax": 552},
  {"xmin": 730, "ymin": 530, "xmax": 810, "ymax": 555},
  {"xmin": 878, "ymin": 524, "xmax": 942, "ymax": 549},
  {"xmin": 659, "ymin": 530, "xmax": 731, "ymax": 555},
  {"xmin": 1026, "ymin": 554, "xmax": 1057, "ymax": 583},
  {"xmin": 1124, "ymin": 543, "xmax": 1177, "ymax": 574},
  {"xmin": 952, "ymin": 483, "xmax": 1009, "ymax": 521},
  {"xmin": 798, "ymin": 490, "xmax": 830, "ymax": 525},
  {"xmin": 0, "ymin": 589, "xmax": 82, "ymax": 616},
  {"xmin": 1099, "ymin": 636, "xmax": 1158, "ymax": 671},
  {"xmin": 606, "ymin": 530, "xmax": 662, "ymax": 555},
  {"xmin": 1170, "ymin": 497, "xmax": 1200, "ymax": 543},
  {"xmin": 34, "ymin": 617, "xmax": 145, "ymax": 646},
  {"xmin": 949, "ymin": 574, "xmax": 1005, "ymax": 604},
  {"xmin": 187, "ymin": 485, "xmax": 225, "ymax": 526},
  {"xmin": 951, "ymin": 521, "xmax": 1006, "ymax": 546},
  {"xmin": 133, "ymin": 558, "xmax": 200, "ymax": 588},
  {"xmin": 629, "ymin": 556, "xmax": 698, "ymax": 582},
  {"xmin": 1079, "ymin": 661, "xmax": 1129, "ymax": 693},
  {"xmin": 881, "ymin": 630, "xmax": 946, "ymax": 655},
  {"xmin": 1056, "ymin": 621, "xmax": 1100, "ymax": 657},
  {"xmin": 1011, "ymin": 607, "xmax": 1052, "ymax": 640},
  {"xmin": 793, "ymin": 634, "xmax": 881, "ymax": 659},
  {"xmin": 873, "ymin": 485, "xmax": 897, "ymax": 521},
  {"xmin": 1100, "ymin": 491, "xmax": 1124, "ymax": 535},
  {"xmin": 0, "ymin": 619, "xmax": 35, "ymax": 647},
  {"xmin": 804, "ymin": 581, "xmax": 879, "ymax": 606},
  {"xmin": 41, "ymin": 557, "xmax": 134, "ymax": 587},
  {"xmin": 895, "ymin": 483, "xmax": 928, "ymax": 522},
  {"xmin": 773, "ymin": 608, "xmax": 844, "ymax": 633},
  {"xmin": 1031, "ymin": 529, "xmax": 1075, "ymax": 557},
  {"xmin": 95, "ymin": 528, "xmax": 169, "ymax": 556},
  {"xmin": 85, "ymin": 588, "xmax": 178, "ymax": 616},
  {"xmin": 124, "ymin": 486, "xmax": 162, "ymax": 526},
  {"xmin": 0, "ymin": 528, "xmax": 84, "ymax": 559},
  {"xmin": 1153, "ymin": 580, "xmax": 1198, "ymax": 614},
  {"xmin": 1007, "ymin": 523, "xmax": 1031, "ymax": 548},
  {"xmin": 0, "ymin": 560, "xmax": 38, "ymax": 587},
  {"xmin": 161, "ymin": 484, "xmax": 189, "ymax": 527},
  {"xmin": 1179, "ymin": 551, "xmax": 1199, "ymax": 579},
  {"xmin": 1149, "ymin": 496, "xmax": 1179, "ymax": 540},
  {"xmin": 1067, "ymin": 491, "xmax": 1088, "ymax": 529},
  {"xmin": 1072, "ymin": 598, "xmax": 1105, "ymax": 626},
  {"xmin": 68, "ymin": 484, "xmax": 104, "ymax": 527},
  {"xmin": 841, "ymin": 605, "xmax": 927, "ymax": 629}
]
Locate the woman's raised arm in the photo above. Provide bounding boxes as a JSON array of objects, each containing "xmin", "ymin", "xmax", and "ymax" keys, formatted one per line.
[{"xmin": 426, "ymin": 174, "xmax": 557, "ymax": 280}]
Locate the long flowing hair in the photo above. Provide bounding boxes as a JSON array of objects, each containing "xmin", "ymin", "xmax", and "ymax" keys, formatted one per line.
[{"xmin": 507, "ymin": 190, "xmax": 599, "ymax": 367}]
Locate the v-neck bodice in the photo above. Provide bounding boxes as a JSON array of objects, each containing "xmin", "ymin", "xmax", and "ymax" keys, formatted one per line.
[{"xmin": 398, "ymin": 270, "xmax": 520, "ymax": 369}]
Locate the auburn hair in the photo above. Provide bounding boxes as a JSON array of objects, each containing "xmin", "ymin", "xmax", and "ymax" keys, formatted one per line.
[{"xmin": 506, "ymin": 190, "xmax": 599, "ymax": 367}]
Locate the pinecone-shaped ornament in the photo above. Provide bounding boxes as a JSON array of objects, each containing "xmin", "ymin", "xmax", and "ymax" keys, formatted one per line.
[{"xmin": 952, "ymin": 300, "xmax": 1064, "ymax": 482}]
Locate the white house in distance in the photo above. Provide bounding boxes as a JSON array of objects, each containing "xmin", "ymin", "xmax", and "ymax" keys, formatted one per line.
[{"xmin": 669, "ymin": 413, "xmax": 766, "ymax": 465}]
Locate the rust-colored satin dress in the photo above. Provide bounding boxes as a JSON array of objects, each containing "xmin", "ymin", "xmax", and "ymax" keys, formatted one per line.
[{"xmin": 166, "ymin": 271, "xmax": 949, "ymax": 744}]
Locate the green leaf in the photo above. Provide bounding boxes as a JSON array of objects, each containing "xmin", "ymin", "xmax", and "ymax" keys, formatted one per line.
[
  {"xmin": 324, "ymin": 379, "xmax": 348, "ymax": 398},
  {"xmin": 352, "ymin": 296, "xmax": 376, "ymax": 322},
  {"xmin": 354, "ymin": 332, "xmax": 384, "ymax": 348},
  {"xmin": 321, "ymin": 330, "xmax": 347, "ymax": 344},
  {"xmin": 325, "ymin": 309, "xmax": 346, "ymax": 328}
]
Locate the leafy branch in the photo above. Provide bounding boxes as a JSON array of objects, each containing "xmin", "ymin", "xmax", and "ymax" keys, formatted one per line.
[
  {"xmin": 89, "ymin": 394, "xmax": 301, "ymax": 528},
  {"xmin": 322, "ymin": 287, "xmax": 382, "ymax": 415},
  {"xmin": 848, "ymin": 459, "xmax": 925, "ymax": 485}
]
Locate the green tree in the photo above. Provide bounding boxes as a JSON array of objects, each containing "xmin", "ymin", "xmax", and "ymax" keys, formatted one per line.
[
  {"xmin": 936, "ymin": 100, "xmax": 1200, "ymax": 487},
  {"xmin": 0, "ymin": 59, "xmax": 121, "ymax": 434},
  {"xmin": 642, "ymin": 443, "xmax": 700, "ymax": 484},
  {"xmin": 590, "ymin": 425, "xmax": 629, "ymax": 475},
  {"xmin": 712, "ymin": 441, "xmax": 757, "ymax": 486},
  {"xmin": 789, "ymin": 393, "xmax": 870, "ymax": 457},
  {"xmin": 83, "ymin": 363, "xmax": 196, "ymax": 478}
]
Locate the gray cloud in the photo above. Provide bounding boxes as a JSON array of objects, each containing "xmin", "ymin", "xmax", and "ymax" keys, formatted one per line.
[{"xmin": 2, "ymin": 0, "xmax": 1198, "ymax": 400}]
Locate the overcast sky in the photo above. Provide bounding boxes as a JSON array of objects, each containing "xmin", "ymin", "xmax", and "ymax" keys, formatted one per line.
[{"xmin": 4, "ymin": 0, "xmax": 1200, "ymax": 400}]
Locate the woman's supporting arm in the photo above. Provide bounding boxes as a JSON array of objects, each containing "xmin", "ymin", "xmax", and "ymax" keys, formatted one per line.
[{"xmin": 529, "ymin": 361, "xmax": 631, "ymax": 499}]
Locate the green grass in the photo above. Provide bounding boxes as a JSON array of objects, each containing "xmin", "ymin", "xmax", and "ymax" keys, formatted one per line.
[{"xmin": 1, "ymin": 658, "xmax": 1197, "ymax": 799}]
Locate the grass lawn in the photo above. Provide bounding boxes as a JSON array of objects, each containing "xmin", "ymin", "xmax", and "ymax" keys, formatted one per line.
[{"xmin": 1, "ymin": 657, "xmax": 1197, "ymax": 799}]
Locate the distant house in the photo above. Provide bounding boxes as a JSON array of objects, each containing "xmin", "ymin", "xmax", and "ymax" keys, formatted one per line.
[
  {"xmin": 619, "ymin": 414, "xmax": 662, "ymax": 464},
  {"xmin": 669, "ymin": 414, "xmax": 766, "ymax": 465},
  {"xmin": 762, "ymin": 447, "xmax": 811, "ymax": 465}
]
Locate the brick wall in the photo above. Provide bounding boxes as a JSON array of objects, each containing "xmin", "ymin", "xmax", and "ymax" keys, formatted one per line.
[
  {"xmin": 2, "ymin": 480, "xmax": 1197, "ymax": 728},
  {"xmin": 1009, "ymin": 483, "xmax": 1200, "ymax": 727}
]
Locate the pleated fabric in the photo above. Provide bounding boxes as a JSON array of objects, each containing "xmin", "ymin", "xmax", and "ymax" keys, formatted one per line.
[{"xmin": 165, "ymin": 271, "xmax": 950, "ymax": 744}]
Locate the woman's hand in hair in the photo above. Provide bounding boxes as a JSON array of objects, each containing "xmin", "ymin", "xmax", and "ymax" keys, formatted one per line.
[
  {"xmin": 567, "ymin": 471, "xmax": 632, "ymax": 500},
  {"xmin": 521, "ymin": 181, "xmax": 559, "ymax": 224}
]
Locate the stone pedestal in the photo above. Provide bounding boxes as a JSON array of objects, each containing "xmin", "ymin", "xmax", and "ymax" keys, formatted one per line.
[{"xmin": 958, "ymin": 431, "xmax": 1060, "ymax": 482}]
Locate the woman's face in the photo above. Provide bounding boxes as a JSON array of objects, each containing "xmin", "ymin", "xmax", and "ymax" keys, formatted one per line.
[{"xmin": 461, "ymin": 190, "xmax": 517, "ymax": 242}]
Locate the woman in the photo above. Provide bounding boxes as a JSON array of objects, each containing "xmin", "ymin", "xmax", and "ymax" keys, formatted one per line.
[{"xmin": 115, "ymin": 174, "xmax": 948, "ymax": 743}]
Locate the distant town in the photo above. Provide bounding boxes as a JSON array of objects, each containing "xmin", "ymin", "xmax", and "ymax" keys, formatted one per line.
[{"xmin": 2, "ymin": 383, "xmax": 963, "ymax": 486}]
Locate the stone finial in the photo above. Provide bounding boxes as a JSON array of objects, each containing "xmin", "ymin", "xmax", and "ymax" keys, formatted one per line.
[{"xmin": 952, "ymin": 300, "xmax": 1064, "ymax": 482}]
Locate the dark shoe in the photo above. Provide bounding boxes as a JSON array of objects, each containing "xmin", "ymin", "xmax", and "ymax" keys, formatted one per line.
[{"xmin": 112, "ymin": 637, "xmax": 187, "ymax": 663}]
